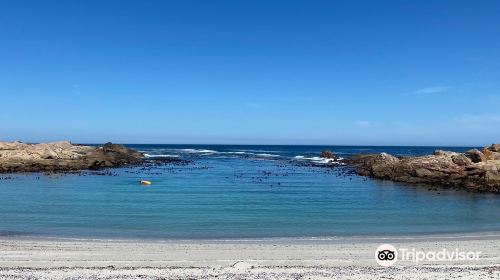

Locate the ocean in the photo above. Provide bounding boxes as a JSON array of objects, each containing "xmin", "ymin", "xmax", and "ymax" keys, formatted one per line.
[{"xmin": 1, "ymin": 145, "xmax": 499, "ymax": 239}]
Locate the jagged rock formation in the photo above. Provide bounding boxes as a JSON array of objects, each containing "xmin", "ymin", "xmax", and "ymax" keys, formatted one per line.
[
  {"xmin": 349, "ymin": 144, "xmax": 500, "ymax": 193},
  {"xmin": 0, "ymin": 141, "xmax": 143, "ymax": 173}
]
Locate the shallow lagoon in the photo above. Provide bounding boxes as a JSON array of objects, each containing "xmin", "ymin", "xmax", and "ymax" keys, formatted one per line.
[{"xmin": 1, "ymin": 145, "xmax": 499, "ymax": 239}]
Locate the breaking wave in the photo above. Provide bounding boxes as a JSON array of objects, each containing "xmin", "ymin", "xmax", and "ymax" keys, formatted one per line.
[{"xmin": 294, "ymin": 155, "xmax": 343, "ymax": 164}]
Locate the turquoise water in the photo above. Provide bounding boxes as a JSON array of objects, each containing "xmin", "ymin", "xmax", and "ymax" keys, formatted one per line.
[{"xmin": 1, "ymin": 145, "xmax": 499, "ymax": 239}]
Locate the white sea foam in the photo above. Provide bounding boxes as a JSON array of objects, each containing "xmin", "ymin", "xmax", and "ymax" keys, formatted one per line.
[
  {"xmin": 238, "ymin": 149, "xmax": 281, "ymax": 153},
  {"xmin": 255, "ymin": 153, "xmax": 280, "ymax": 157},
  {"xmin": 294, "ymin": 155, "xmax": 342, "ymax": 164},
  {"xmin": 144, "ymin": 154, "xmax": 179, "ymax": 158},
  {"xmin": 144, "ymin": 148, "xmax": 281, "ymax": 159},
  {"xmin": 217, "ymin": 151, "xmax": 280, "ymax": 157},
  {"xmin": 179, "ymin": 149, "xmax": 218, "ymax": 153},
  {"xmin": 308, "ymin": 157, "xmax": 333, "ymax": 164}
]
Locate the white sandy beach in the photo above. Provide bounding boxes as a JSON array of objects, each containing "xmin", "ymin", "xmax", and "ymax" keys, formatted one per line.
[{"xmin": 1, "ymin": 233, "xmax": 499, "ymax": 279}]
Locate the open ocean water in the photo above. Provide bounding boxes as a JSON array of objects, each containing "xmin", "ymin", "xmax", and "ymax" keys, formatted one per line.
[{"xmin": 1, "ymin": 145, "xmax": 499, "ymax": 239}]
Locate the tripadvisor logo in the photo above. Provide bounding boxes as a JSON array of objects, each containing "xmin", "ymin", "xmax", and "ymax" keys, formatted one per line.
[
  {"xmin": 375, "ymin": 244, "xmax": 481, "ymax": 267},
  {"xmin": 375, "ymin": 244, "xmax": 397, "ymax": 266}
]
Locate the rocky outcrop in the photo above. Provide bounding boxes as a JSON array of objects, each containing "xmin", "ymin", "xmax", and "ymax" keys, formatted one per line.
[
  {"xmin": 349, "ymin": 144, "xmax": 500, "ymax": 193},
  {"xmin": 320, "ymin": 150, "xmax": 337, "ymax": 159},
  {"xmin": 0, "ymin": 141, "xmax": 144, "ymax": 173}
]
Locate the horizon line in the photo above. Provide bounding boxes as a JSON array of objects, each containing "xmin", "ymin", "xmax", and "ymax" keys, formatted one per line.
[{"xmin": 74, "ymin": 142, "xmax": 481, "ymax": 148}]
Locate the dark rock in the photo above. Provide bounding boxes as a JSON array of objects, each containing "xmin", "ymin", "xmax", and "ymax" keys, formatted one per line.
[
  {"xmin": 433, "ymin": 150, "xmax": 449, "ymax": 156},
  {"xmin": 465, "ymin": 149, "xmax": 487, "ymax": 163},
  {"xmin": 103, "ymin": 142, "xmax": 135, "ymax": 155},
  {"xmin": 85, "ymin": 143, "xmax": 143, "ymax": 168},
  {"xmin": 320, "ymin": 150, "xmax": 337, "ymax": 159}
]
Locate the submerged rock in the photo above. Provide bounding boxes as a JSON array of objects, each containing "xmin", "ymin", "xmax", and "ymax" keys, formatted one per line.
[
  {"xmin": 349, "ymin": 144, "xmax": 500, "ymax": 193},
  {"xmin": 0, "ymin": 141, "xmax": 144, "ymax": 173}
]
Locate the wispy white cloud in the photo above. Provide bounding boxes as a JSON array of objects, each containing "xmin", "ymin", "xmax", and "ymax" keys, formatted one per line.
[
  {"xmin": 355, "ymin": 120, "xmax": 371, "ymax": 127},
  {"xmin": 402, "ymin": 86, "xmax": 451, "ymax": 96}
]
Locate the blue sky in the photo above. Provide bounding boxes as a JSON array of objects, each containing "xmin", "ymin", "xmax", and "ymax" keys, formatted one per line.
[{"xmin": 1, "ymin": 0, "xmax": 499, "ymax": 146}]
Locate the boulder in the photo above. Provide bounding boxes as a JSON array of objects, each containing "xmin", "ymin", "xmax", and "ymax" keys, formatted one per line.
[
  {"xmin": 349, "ymin": 153, "xmax": 400, "ymax": 178},
  {"xmin": 103, "ymin": 142, "xmax": 131, "ymax": 154},
  {"xmin": 85, "ymin": 143, "xmax": 143, "ymax": 168},
  {"xmin": 433, "ymin": 150, "xmax": 453, "ymax": 156},
  {"xmin": 491, "ymin": 152, "xmax": 500, "ymax": 160},
  {"xmin": 488, "ymin": 144, "xmax": 500, "ymax": 152},
  {"xmin": 451, "ymin": 154, "xmax": 472, "ymax": 166},
  {"xmin": 465, "ymin": 149, "xmax": 487, "ymax": 163},
  {"xmin": 482, "ymin": 148, "xmax": 494, "ymax": 160},
  {"xmin": 432, "ymin": 150, "xmax": 471, "ymax": 165},
  {"xmin": 319, "ymin": 150, "xmax": 337, "ymax": 159}
]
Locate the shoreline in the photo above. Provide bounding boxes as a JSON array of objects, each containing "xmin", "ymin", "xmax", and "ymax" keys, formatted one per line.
[
  {"xmin": 1, "ymin": 232, "xmax": 499, "ymax": 279},
  {"xmin": 3, "ymin": 230, "xmax": 500, "ymax": 244}
]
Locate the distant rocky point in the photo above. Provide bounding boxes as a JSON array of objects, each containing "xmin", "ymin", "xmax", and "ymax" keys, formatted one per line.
[
  {"xmin": 349, "ymin": 144, "xmax": 500, "ymax": 193},
  {"xmin": 0, "ymin": 141, "xmax": 143, "ymax": 173}
]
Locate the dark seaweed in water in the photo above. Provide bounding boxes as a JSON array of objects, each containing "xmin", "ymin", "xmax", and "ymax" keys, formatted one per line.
[{"xmin": 143, "ymin": 156, "xmax": 192, "ymax": 166}]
